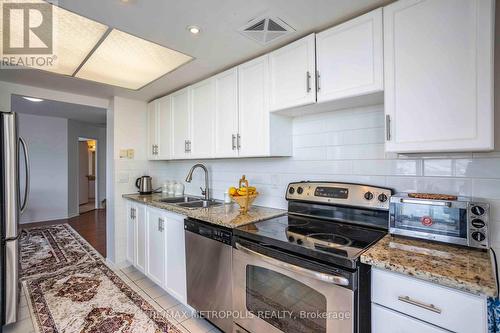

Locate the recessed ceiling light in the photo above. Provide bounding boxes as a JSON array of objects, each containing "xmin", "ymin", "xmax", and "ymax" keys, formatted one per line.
[
  {"xmin": 187, "ymin": 25, "xmax": 201, "ymax": 35},
  {"xmin": 22, "ymin": 97, "xmax": 44, "ymax": 102}
]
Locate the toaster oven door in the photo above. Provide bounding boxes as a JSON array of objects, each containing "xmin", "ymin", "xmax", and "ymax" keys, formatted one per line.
[{"xmin": 389, "ymin": 199, "xmax": 468, "ymax": 245}]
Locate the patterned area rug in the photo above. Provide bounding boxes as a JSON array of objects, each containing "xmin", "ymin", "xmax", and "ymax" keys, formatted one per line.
[
  {"xmin": 20, "ymin": 224, "xmax": 101, "ymax": 279},
  {"xmin": 21, "ymin": 224, "xmax": 181, "ymax": 333}
]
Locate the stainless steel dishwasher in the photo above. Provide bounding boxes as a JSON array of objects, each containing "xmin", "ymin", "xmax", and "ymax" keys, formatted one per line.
[{"xmin": 184, "ymin": 218, "xmax": 233, "ymax": 333}]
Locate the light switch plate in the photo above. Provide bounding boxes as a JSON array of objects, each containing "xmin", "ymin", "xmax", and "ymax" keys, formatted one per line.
[{"xmin": 127, "ymin": 149, "xmax": 135, "ymax": 159}]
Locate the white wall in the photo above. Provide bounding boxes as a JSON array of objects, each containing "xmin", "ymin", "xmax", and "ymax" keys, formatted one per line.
[
  {"xmin": 67, "ymin": 120, "xmax": 106, "ymax": 217},
  {"xmin": 107, "ymin": 96, "xmax": 148, "ymax": 265},
  {"xmin": 18, "ymin": 113, "xmax": 69, "ymax": 223},
  {"xmin": 0, "ymin": 81, "xmax": 109, "ymax": 112}
]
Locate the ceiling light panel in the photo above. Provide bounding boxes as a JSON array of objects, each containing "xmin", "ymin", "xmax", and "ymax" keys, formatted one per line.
[
  {"xmin": 75, "ymin": 29, "xmax": 193, "ymax": 90},
  {"xmin": 51, "ymin": 6, "xmax": 108, "ymax": 75},
  {"xmin": 0, "ymin": 0, "xmax": 108, "ymax": 75}
]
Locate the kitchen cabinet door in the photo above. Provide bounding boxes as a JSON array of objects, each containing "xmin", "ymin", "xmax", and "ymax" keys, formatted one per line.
[
  {"xmin": 164, "ymin": 212, "xmax": 187, "ymax": 303},
  {"xmin": 146, "ymin": 208, "xmax": 166, "ymax": 287},
  {"xmin": 238, "ymin": 55, "xmax": 271, "ymax": 157},
  {"xmin": 190, "ymin": 78, "xmax": 215, "ymax": 159},
  {"xmin": 134, "ymin": 204, "xmax": 147, "ymax": 273},
  {"xmin": 214, "ymin": 68, "xmax": 239, "ymax": 158},
  {"xmin": 384, "ymin": 0, "xmax": 494, "ymax": 153},
  {"xmin": 171, "ymin": 88, "xmax": 191, "ymax": 159},
  {"xmin": 147, "ymin": 101, "xmax": 158, "ymax": 160},
  {"xmin": 157, "ymin": 95, "xmax": 172, "ymax": 160},
  {"xmin": 316, "ymin": 8, "xmax": 383, "ymax": 103},
  {"xmin": 126, "ymin": 202, "xmax": 136, "ymax": 265},
  {"xmin": 269, "ymin": 34, "xmax": 316, "ymax": 112}
]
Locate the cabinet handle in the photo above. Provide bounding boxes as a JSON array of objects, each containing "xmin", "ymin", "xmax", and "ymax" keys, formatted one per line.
[
  {"xmin": 232, "ymin": 134, "xmax": 236, "ymax": 150},
  {"xmin": 237, "ymin": 134, "xmax": 241, "ymax": 150},
  {"xmin": 306, "ymin": 71, "xmax": 311, "ymax": 93},
  {"xmin": 158, "ymin": 218, "xmax": 164, "ymax": 231},
  {"xmin": 398, "ymin": 296, "xmax": 441, "ymax": 314},
  {"xmin": 187, "ymin": 140, "xmax": 191, "ymax": 153},
  {"xmin": 155, "ymin": 145, "xmax": 159, "ymax": 155},
  {"xmin": 184, "ymin": 140, "xmax": 188, "ymax": 153},
  {"xmin": 152, "ymin": 145, "xmax": 155, "ymax": 156},
  {"xmin": 385, "ymin": 115, "xmax": 391, "ymax": 141},
  {"xmin": 130, "ymin": 209, "xmax": 133, "ymax": 219},
  {"xmin": 316, "ymin": 70, "xmax": 321, "ymax": 92}
]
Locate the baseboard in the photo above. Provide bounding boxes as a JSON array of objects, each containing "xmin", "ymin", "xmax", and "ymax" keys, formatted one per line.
[
  {"xmin": 20, "ymin": 214, "xmax": 75, "ymax": 224},
  {"xmin": 107, "ymin": 258, "xmax": 130, "ymax": 270}
]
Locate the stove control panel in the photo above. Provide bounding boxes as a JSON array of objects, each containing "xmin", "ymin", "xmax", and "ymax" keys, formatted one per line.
[{"xmin": 286, "ymin": 182, "xmax": 393, "ymax": 210}]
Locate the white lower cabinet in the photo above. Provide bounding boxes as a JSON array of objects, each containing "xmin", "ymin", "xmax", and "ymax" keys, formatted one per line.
[
  {"xmin": 163, "ymin": 211, "xmax": 187, "ymax": 303},
  {"xmin": 372, "ymin": 304, "xmax": 447, "ymax": 333},
  {"xmin": 371, "ymin": 268, "xmax": 487, "ymax": 333},
  {"xmin": 125, "ymin": 201, "xmax": 187, "ymax": 304},
  {"xmin": 146, "ymin": 208, "xmax": 166, "ymax": 286},
  {"xmin": 126, "ymin": 202, "xmax": 136, "ymax": 265},
  {"xmin": 133, "ymin": 204, "xmax": 147, "ymax": 273}
]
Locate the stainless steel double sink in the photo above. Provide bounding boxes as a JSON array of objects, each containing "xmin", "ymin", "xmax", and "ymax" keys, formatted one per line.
[{"xmin": 157, "ymin": 196, "xmax": 222, "ymax": 209}]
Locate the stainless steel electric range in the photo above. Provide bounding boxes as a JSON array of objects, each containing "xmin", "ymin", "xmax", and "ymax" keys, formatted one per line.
[{"xmin": 232, "ymin": 182, "xmax": 393, "ymax": 333}]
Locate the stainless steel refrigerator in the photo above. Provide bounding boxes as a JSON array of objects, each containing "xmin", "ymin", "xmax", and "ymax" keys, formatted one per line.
[{"xmin": 1, "ymin": 112, "xmax": 29, "ymax": 328}]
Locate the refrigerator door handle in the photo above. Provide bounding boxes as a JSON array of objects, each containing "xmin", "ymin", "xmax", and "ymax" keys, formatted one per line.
[
  {"xmin": 3, "ymin": 112, "xmax": 18, "ymax": 239},
  {"xmin": 19, "ymin": 136, "xmax": 30, "ymax": 214}
]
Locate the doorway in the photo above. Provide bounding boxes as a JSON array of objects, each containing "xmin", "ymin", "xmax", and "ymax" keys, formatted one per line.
[{"xmin": 78, "ymin": 138, "xmax": 98, "ymax": 214}]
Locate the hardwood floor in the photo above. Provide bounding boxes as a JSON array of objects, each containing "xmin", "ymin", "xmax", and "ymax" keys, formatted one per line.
[{"xmin": 22, "ymin": 209, "xmax": 107, "ymax": 257}]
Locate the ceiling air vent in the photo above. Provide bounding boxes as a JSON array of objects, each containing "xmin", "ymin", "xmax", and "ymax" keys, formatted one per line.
[{"xmin": 239, "ymin": 17, "xmax": 294, "ymax": 45}]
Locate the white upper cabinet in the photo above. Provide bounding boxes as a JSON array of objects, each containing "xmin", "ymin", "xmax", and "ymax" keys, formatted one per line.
[
  {"xmin": 148, "ymin": 96, "xmax": 173, "ymax": 160},
  {"xmin": 238, "ymin": 55, "xmax": 271, "ymax": 157},
  {"xmin": 384, "ymin": 0, "xmax": 494, "ymax": 153},
  {"xmin": 171, "ymin": 88, "xmax": 191, "ymax": 159},
  {"xmin": 156, "ymin": 96, "xmax": 172, "ymax": 159},
  {"xmin": 190, "ymin": 78, "xmax": 216, "ymax": 159},
  {"xmin": 269, "ymin": 34, "xmax": 316, "ymax": 112},
  {"xmin": 214, "ymin": 68, "xmax": 239, "ymax": 158},
  {"xmin": 147, "ymin": 101, "xmax": 157, "ymax": 160},
  {"xmin": 316, "ymin": 8, "xmax": 383, "ymax": 102}
]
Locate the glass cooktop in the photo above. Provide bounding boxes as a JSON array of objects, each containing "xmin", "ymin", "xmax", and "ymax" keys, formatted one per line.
[{"xmin": 234, "ymin": 214, "xmax": 387, "ymax": 268}]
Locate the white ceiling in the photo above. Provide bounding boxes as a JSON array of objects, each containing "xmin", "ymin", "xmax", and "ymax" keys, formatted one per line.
[
  {"xmin": 0, "ymin": 0, "xmax": 390, "ymax": 102},
  {"xmin": 11, "ymin": 94, "xmax": 107, "ymax": 125}
]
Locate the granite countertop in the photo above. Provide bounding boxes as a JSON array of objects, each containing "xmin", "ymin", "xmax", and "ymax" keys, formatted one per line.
[
  {"xmin": 361, "ymin": 235, "xmax": 497, "ymax": 297},
  {"xmin": 122, "ymin": 193, "xmax": 286, "ymax": 229}
]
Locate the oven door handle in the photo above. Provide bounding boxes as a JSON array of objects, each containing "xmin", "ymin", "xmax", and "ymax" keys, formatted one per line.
[{"xmin": 235, "ymin": 243, "xmax": 350, "ymax": 286}]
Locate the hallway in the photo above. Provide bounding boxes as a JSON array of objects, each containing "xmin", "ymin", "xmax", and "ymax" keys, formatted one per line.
[{"xmin": 22, "ymin": 209, "xmax": 106, "ymax": 257}]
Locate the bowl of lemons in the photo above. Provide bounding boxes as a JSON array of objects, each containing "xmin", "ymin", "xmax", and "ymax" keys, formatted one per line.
[{"xmin": 229, "ymin": 175, "xmax": 258, "ymax": 214}]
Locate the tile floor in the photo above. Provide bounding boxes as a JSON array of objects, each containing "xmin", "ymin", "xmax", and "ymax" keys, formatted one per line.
[{"xmin": 3, "ymin": 265, "xmax": 223, "ymax": 333}]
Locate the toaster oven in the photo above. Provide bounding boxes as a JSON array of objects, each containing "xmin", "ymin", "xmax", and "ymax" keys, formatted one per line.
[{"xmin": 389, "ymin": 194, "xmax": 489, "ymax": 249}]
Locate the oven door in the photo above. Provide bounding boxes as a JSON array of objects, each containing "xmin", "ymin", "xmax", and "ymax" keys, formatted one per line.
[{"xmin": 233, "ymin": 241, "xmax": 354, "ymax": 333}]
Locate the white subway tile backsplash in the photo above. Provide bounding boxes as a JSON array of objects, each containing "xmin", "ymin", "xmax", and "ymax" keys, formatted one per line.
[
  {"xmin": 327, "ymin": 144, "xmax": 385, "ymax": 160},
  {"xmin": 472, "ymin": 179, "xmax": 500, "ymax": 200},
  {"xmin": 146, "ymin": 104, "xmax": 499, "ymax": 217},
  {"xmin": 455, "ymin": 158, "xmax": 500, "ymax": 178},
  {"xmin": 423, "ymin": 159, "xmax": 454, "ymax": 177}
]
